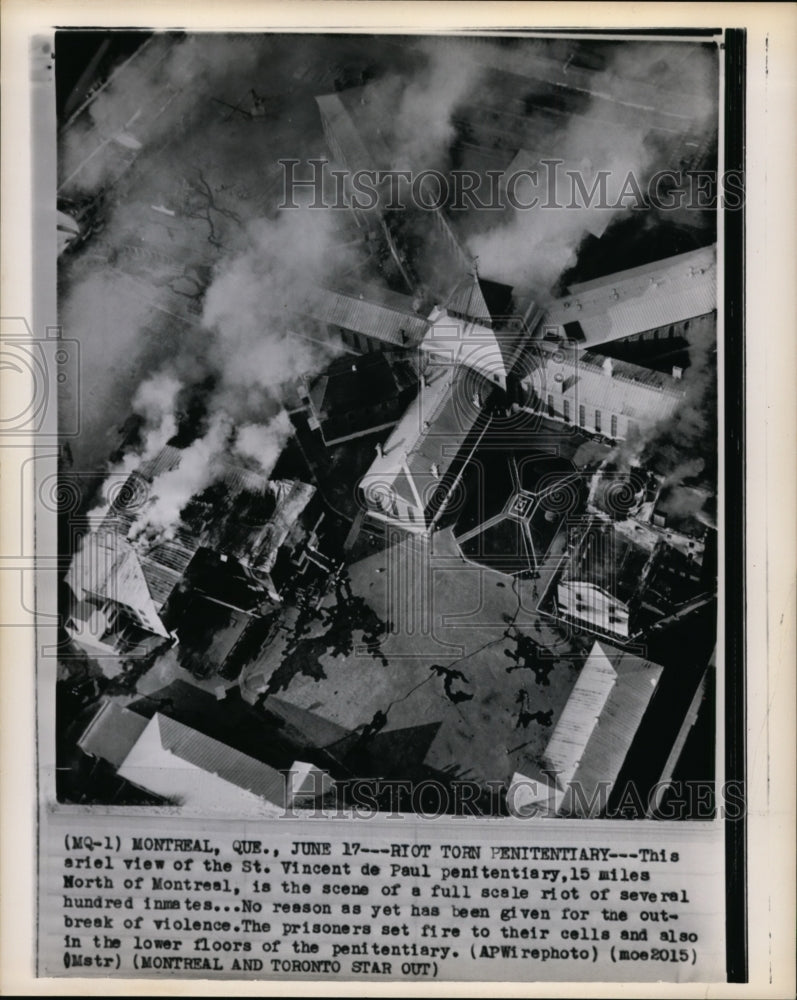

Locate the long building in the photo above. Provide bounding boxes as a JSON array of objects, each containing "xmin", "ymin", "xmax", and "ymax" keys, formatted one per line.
[
  {"xmin": 77, "ymin": 699, "xmax": 333, "ymax": 812},
  {"xmin": 535, "ymin": 245, "xmax": 716, "ymax": 351},
  {"xmin": 65, "ymin": 446, "xmax": 323, "ymax": 663},
  {"xmin": 509, "ymin": 639, "xmax": 665, "ymax": 817},
  {"xmin": 358, "ymin": 359, "xmax": 493, "ymax": 534},
  {"xmin": 522, "ymin": 341, "xmax": 687, "ymax": 443}
]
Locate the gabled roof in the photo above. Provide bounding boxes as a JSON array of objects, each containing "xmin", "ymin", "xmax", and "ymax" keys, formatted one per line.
[
  {"xmin": 539, "ymin": 245, "xmax": 716, "ymax": 349},
  {"xmin": 445, "ymin": 273, "xmax": 514, "ymax": 328},
  {"xmin": 65, "ymin": 530, "xmax": 171, "ymax": 636},
  {"xmin": 529, "ymin": 341, "xmax": 685, "ymax": 427},
  {"xmin": 117, "ymin": 712, "xmax": 290, "ymax": 809},
  {"xmin": 315, "ymin": 92, "xmax": 378, "ymax": 174},
  {"xmin": 544, "ymin": 640, "xmax": 663, "ymax": 809},
  {"xmin": 294, "ymin": 285, "xmax": 429, "ymax": 348},
  {"xmin": 363, "ymin": 360, "xmax": 492, "ymax": 525},
  {"xmin": 77, "ymin": 700, "xmax": 150, "ymax": 768},
  {"xmin": 421, "ymin": 308, "xmax": 525, "ymax": 389}
]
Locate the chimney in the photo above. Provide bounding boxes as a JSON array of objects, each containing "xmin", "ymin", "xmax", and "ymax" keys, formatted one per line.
[
  {"xmin": 672, "ymin": 365, "xmax": 683, "ymax": 380},
  {"xmin": 602, "ymin": 357, "xmax": 613, "ymax": 378},
  {"xmin": 375, "ymin": 442, "xmax": 383, "ymax": 458}
]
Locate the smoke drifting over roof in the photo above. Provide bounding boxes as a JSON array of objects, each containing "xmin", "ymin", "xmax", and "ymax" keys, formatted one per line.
[
  {"xmin": 373, "ymin": 39, "xmax": 488, "ymax": 172},
  {"xmin": 61, "ymin": 34, "xmax": 365, "ymax": 532},
  {"xmin": 61, "ymin": 32, "xmax": 718, "ymax": 542},
  {"xmin": 465, "ymin": 42, "xmax": 719, "ymax": 294}
]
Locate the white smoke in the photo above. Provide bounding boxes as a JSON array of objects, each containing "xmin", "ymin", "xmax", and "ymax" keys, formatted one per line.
[
  {"xmin": 87, "ymin": 370, "xmax": 183, "ymax": 527},
  {"xmin": 233, "ymin": 410, "xmax": 293, "ymax": 477},
  {"xmin": 128, "ymin": 409, "xmax": 234, "ymax": 540},
  {"xmin": 387, "ymin": 39, "xmax": 487, "ymax": 171},
  {"xmin": 466, "ymin": 43, "xmax": 718, "ymax": 294},
  {"xmin": 129, "ymin": 372, "xmax": 182, "ymax": 458},
  {"xmin": 61, "ymin": 34, "xmax": 363, "ymax": 483},
  {"xmin": 201, "ymin": 208, "xmax": 350, "ymax": 409},
  {"xmin": 60, "ymin": 35, "xmax": 263, "ymax": 195}
]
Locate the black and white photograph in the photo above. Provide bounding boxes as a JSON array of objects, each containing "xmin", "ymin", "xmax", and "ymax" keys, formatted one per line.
[
  {"xmin": 54, "ymin": 29, "xmax": 724, "ymax": 820},
  {"xmin": 2, "ymin": 3, "xmax": 795, "ymax": 994}
]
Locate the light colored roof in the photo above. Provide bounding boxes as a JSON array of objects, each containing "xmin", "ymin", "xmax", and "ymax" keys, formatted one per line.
[
  {"xmin": 362, "ymin": 359, "xmax": 489, "ymax": 521},
  {"xmin": 421, "ymin": 308, "xmax": 525, "ymax": 390},
  {"xmin": 508, "ymin": 767, "xmax": 565, "ymax": 817},
  {"xmin": 295, "ymin": 286, "xmax": 429, "ymax": 348},
  {"xmin": 315, "ymin": 92, "xmax": 377, "ymax": 174},
  {"xmin": 530, "ymin": 342, "xmax": 685, "ymax": 427},
  {"xmin": 567, "ymin": 245, "xmax": 716, "ymax": 294},
  {"xmin": 539, "ymin": 245, "xmax": 716, "ymax": 348},
  {"xmin": 77, "ymin": 700, "xmax": 149, "ymax": 768},
  {"xmin": 544, "ymin": 641, "xmax": 663, "ymax": 807},
  {"xmin": 118, "ymin": 713, "xmax": 288, "ymax": 810},
  {"xmin": 66, "ymin": 530, "xmax": 171, "ymax": 637},
  {"xmin": 545, "ymin": 641, "xmax": 619, "ymax": 786}
]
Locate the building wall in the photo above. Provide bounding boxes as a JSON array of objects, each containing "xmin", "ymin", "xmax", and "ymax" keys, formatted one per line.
[
  {"xmin": 532, "ymin": 380, "xmax": 647, "ymax": 443},
  {"xmin": 359, "ymin": 468, "xmax": 429, "ymax": 535},
  {"xmin": 612, "ymin": 309, "xmax": 715, "ymax": 347}
]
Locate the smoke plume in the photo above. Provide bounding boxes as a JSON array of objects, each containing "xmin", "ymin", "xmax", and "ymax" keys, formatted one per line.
[
  {"xmin": 61, "ymin": 33, "xmax": 365, "ymax": 532},
  {"xmin": 128, "ymin": 410, "xmax": 233, "ymax": 540},
  {"xmin": 465, "ymin": 42, "xmax": 719, "ymax": 295},
  {"xmin": 386, "ymin": 39, "xmax": 487, "ymax": 171},
  {"xmin": 233, "ymin": 411, "xmax": 293, "ymax": 472}
]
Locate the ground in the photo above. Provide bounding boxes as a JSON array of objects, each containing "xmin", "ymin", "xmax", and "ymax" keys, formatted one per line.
[{"xmin": 237, "ymin": 526, "xmax": 590, "ymax": 788}]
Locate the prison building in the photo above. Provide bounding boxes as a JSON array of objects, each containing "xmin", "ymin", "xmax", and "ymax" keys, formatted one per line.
[
  {"xmin": 64, "ymin": 447, "xmax": 236, "ymax": 661},
  {"xmin": 315, "ymin": 87, "xmax": 472, "ymax": 273},
  {"xmin": 291, "ymin": 283, "xmax": 429, "ymax": 354},
  {"xmin": 444, "ymin": 271, "xmax": 516, "ymax": 328},
  {"xmin": 535, "ymin": 245, "xmax": 717, "ymax": 351},
  {"xmin": 555, "ymin": 520, "xmax": 651, "ymax": 640},
  {"xmin": 358, "ymin": 361, "xmax": 494, "ymax": 534},
  {"xmin": 65, "ymin": 446, "xmax": 323, "ymax": 662},
  {"xmin": 449, "ymin": 45, "xmax": 718, "ymax": 180},
  {"xmin": 316, "ymin": 90, "xmax": 389, "ymax": 176},
  {"xmin": 542, "ymin": 640, "xmax": 664, "ymax": 817},
  {"xmin": 553, "ymin": 518, "xmax": 705, "ymax": 642},
  {"xmin": 419, "ymin": 270, "xmax": 528, "ymax": 391},
  {"xmin": 522, "ymin": 342, "xmax": 686, "ymax": 443},
  {"xmin": 63, "ymin": 528, "xmax": 188, "ymax": 663},
  {"xmin": 198, "ymin": 479, "xmax": 323, "ymax": 603},
  {"xmin": 303, "ymin": 351, "xmax": 420, "ymax": 446},
  {"xmin": 78, "ymin": 700, "xmax": 333, "ymax": 813}
]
